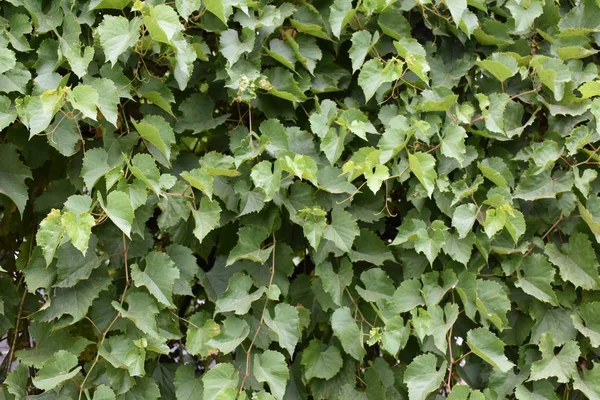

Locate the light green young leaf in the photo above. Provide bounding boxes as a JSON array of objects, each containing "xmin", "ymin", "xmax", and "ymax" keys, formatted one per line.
[
  {"xmin": 394, "ymin": 38, "xmax": 430, "ymax": 82},
  {"xmin": 99, "ymin": 191, "xmax": 134, "ymax": 238},
  {"xmin": 445, "ymin": 0, "xmax": 467, "ymax": 25},
  {"xmin": 97, "ymin": 16, "xmax": 141, "ymax": 66},
  {"xmin": 251, "ymin": 160, "xmax": 282, "ymax": 200},
  {"xmin": 16, "ymin": 90, "xmax": 64, "ymax": 137},
  {"xmin": 409, "ymin": 152, "xmax": 437, "ymax": 198},
  {"xmin": 192, "ymin": 197, "xmax": 221, "ymax": 244},
  {"xmin": 181, "ymin": 168, "xmax": 214, "ymax": 199},
  {"xmin": 61, "ymin": 211, "xmax": 95, "ymax": 256}
]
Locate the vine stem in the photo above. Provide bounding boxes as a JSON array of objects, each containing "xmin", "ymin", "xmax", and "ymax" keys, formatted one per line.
[
  {"xmin": 238, "ymin": 234, "xmax": 277, "ymax": 395},
  {"xmin": 445, "ymin": 325, "xmax": 454, "ymax": 391},
  {"xmin": 5, "ymin": 229, "xmax": 36, "ymax": 373},
  {"xmin": 78, "ymin": 235, "xmax": 130, "ymax": 400}
]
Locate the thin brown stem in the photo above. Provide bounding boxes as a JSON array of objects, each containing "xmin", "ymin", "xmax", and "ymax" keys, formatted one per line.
[{"xmin": 238, "ymin": 235, "xmax": 277, "ymax": 395}]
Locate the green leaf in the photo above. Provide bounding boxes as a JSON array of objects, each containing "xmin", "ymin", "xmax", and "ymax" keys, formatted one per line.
[
  {"xmin": 36, "ymin": 209, "xmax": 65, "ymax": 265},
  {"xmin": 356, "ymin": 268, "xmax": 395, "ymax": 302},
  {"xmin": 32, "ymin": 350, "xmax": 81, "ymax": 391},
  {"xmin": 530, "ymin": 333, "xmax": 580, "ymax": 383},
  {"xmin": 466, "ymin": 327, "xmax": 515, "ymax": 372},
  {"xmin": 215, "ymin": 273, "xmax": 265, "ymax": 315},
  {"xmin": 98, "ymin": 335, "xmax": 146, "ymax": 377},
  {"xmin": 174, "ymin": 364, "xmax": 204, "ymax": 400},
  {"xmin": 0, "ymin": 95, "xmax": 17, "ymax": 130},
  {"xmin": 440, "ymin": 124, "xmax": 467, "ymax": 163},
  {"xmin": 545, "ymin": 232, "xmax": 600, "ymax": 290},
  {"xmin": 573, "ymin": 362, "xmax": 600, "ymax": 400},
  {"xmin": 254, "ymin": 350, "xmax": 290, "ymax": 400},
  {"xmin": 515, "ymin": 254, "xmax": 559, "ymax": 305},
  {"xmin": 181, "ymin": 168, "xmax": 214, "ymax": 199},
  {"xmin": 571, "ymin": 302, "xmax": 600, "ymax": 348},
  {"xmin": 324, "ymin": 209, "xmax": 360, "ymax": 253},
  {"xmin": 0, "ymin": 143, "xmax": 32, "ymax": 216},
  {"xmin": 404, "ymin": 353, "xmax": 447, "ymax": 400},
  {"xmin": 349, "ymin": 30, "xmax": 379, "ymax": 73},
  {"xmin": 445, "ymin": 0, "xmax": 467, "ymax": 25},
  {"xmin": 99, "ymin": 191, "xmax": 134, "ymax": 238},
  {"xmin": 251, "ymin": 160, "xmax": 282, "ymax": 200},
  {"xmin": 331, "ymin": 306, "xmax": 366, "ymax": 361},
  {"xmin": 264, "ymin": 303, "xmax": 301, "ymax": 357},
  {"xmin": 530, "ymin": 56, "xmax": 571, "ymax": 101},
  {"xmin": 88, "ymin": 78, "xmax": 120, "ymax": 127},
  {"xmin": 133, "ymin": 115, "xmax": 176, "ymax": 167},
  {"xmin": 515, "ymin": 381, "xmax": 559, "ymax": 400},
  {"xmin": 112, "ymin": 291, "xmax": 160, "ymax": 337},
  {"xmin": 192, "ymin": 197, "xmax": 221, "ymax": 244},
  {"xmin": 220, "ymin": 28, "xmax": 254, "ymax": 66},
  {"xmin": 61, "ymin": 211, "xmax": 95, "ymax": 256},
  {"xmin": 393, "ymin": 38, "xmax": 430, "ymax": 82},
  {"xmin": 97, "ymin": 16, "xmax": 141, "ymax": 66},
  {"xmin": 81, "ymin": 148, "xmax": 112, "ymax": 190},
  {"xmin": 329, "ymin": 0, "xmax": 355, "ymax": 39},
  {"xmin": 476, "ymin": 53, "xmax": 519, "ymax": 83},
  {"xmin": 16, "ymin": 90, "xmax": 64, "ymax": 137},
  {"xmin": 301, "ymin": 340, "xmax": 343, "ymax": 381},
  {"xmin": 186, "ymin": 311, "xmax": 220, "ymax": 357},
  {"xmin": 144, "ymin": 4, "xmax": 182, "ymax": 44},
  {"xmin": 92, "ymin": 385, "xmax": 116, "ymax": 400},
  {"xmin": 478, "ymin": 157, "xmax": 514, "ymax": 188},
  {"xmin": 409, "ymin": 152, "xmax": 437, "ymax": 198},
  {"xmin": 5, "ymin": 363, "xmax": 28, "ymax": 400},
  {"xmin": 202, "ymin": 363, "xmax": 239, "ymax": 400},
  {"xmin": 315, "ymin": 259, "xmax": 353, "ymax": 306},
  {"xmin": 358, "ymin": 58, "xmax": 403, "ymax": 102},
  {"xmin": 131, "ymin": 251, "xmax": 179, "ymax": 307},
  {"xmin": 204, "ymin": 0, "xmax": 228, "ymax": 24},
  {"xmin": 452, "ymin": 204, "xmax": 478, "ymax": 239},
  {"xmin": 226, "ymin": 226, "xmax": 272, "ymax": 266},
  {"xmin": 206, "ymin": 315, "xmax": 250, "ymax": 354}
]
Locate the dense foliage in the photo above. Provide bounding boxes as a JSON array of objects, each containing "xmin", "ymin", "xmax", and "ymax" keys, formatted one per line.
[{"xmin": 1, "ymin": 0, "xmax": 600, "ymax": 398}]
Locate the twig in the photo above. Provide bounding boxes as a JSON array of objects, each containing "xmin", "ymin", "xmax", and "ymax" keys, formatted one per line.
[
  {"xmin": 238, "ymin": 234, "xmax": 277, "ymax": 395},
  {"xmin": 78, "ymin": 235, "xmax": 130, "ymax": 400}
]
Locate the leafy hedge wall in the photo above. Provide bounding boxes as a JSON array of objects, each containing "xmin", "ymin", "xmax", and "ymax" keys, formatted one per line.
[{"xmin": 1, "ymin": 0, "xmax": 600, "ymax": 398}]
